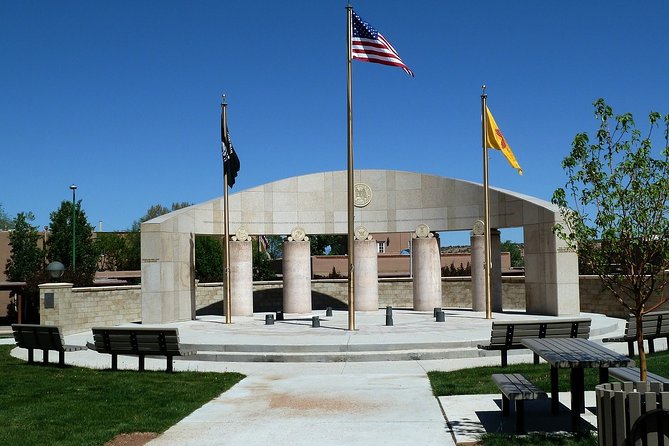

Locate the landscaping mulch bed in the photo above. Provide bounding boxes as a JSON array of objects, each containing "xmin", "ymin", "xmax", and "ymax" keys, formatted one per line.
[{"xmin": 104, "ymin": 432, "xmax": 159, "ymax": 446}]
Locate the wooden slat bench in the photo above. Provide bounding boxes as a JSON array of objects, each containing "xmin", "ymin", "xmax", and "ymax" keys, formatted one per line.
[
  {"xmin": 492, "ymin": 373, "xmax": 548, "ymax": 434},
  {"xmin": 90, "ymin": 326, "xmax": 196, "ymax": 373},
  {"xmin": 603, "ymin": 310, "xmax": 669, "ymax": 356},
  {"xmin": 609, "ymin": 367, "xmax": 669, "ymax": 386},
  {"xmin": 478, "ymin": 318, "xmax": 592, "ymax": 367},
  {"xmin": 12, "ymin": 324, "xmax": 86, "ymax": 367}
]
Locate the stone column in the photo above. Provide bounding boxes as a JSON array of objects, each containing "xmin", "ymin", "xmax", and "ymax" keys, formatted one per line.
[
  {"xmin": 282, "ymin": 239, "xmax": 312, "ymax": 313},
  {"xmin": 524, "ymin": 217, "xmax": 580, "ymax": 316},
  {"xmin": 491, "ymin": 229, "xmax": 503, "ymax": 312},
  {"xmin": 412, "ymin": 236, "xmax": 442, "ymax": 311},
  {"xmin": 141, "ymin": 230, "xmax": 193, "ymax": 324},
  {"xmin": 38, "ymin": 283, "xmax": 74, "ymax": 330},
  {"xmin": 354, "ymin": 239, "xmax": 379, "ymax": 311},
  {"xmin": 470, "ymin": 232, "xmax": 486, "ymax": 311},
  {"xmin": 230, "ymin": 240, "xmax": 253, "ymax": 316}
]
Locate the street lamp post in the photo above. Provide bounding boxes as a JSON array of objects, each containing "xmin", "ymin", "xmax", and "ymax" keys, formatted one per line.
[{"xmin": 70, "ymin": 184, "xmax": 77, "ymax": 272}]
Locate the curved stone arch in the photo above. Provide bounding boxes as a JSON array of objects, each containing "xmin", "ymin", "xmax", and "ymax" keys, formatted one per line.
[{"xmin": 141, "ymin": 170, "xmax": 578, "ymax": 323}]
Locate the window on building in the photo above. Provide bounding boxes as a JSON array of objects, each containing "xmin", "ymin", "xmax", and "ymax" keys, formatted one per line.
[{"xmin": 377, "ymin": 241, "xmax": 386, "ymax": 253}]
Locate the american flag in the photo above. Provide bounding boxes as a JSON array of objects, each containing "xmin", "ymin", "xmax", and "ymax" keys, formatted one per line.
[{"xmin": 351, "ymin": 9, "xmax": 414, "ymax": 77}]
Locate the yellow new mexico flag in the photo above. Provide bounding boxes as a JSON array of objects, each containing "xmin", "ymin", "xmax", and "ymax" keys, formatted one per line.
[{"xmin": 485, "ymin": 106, "xmax": 523, "ymax": 175}]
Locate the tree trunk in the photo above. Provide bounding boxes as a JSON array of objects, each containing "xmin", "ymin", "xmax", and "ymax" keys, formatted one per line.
[{"xmin": 635, "ymin": 312, "xmax": 647, "ymax": 381}]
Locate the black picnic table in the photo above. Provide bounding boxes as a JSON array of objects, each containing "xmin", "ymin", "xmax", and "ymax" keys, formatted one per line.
[{"xmin": 521, "ymin": 337, "xmax": 634, "ymax": 432}]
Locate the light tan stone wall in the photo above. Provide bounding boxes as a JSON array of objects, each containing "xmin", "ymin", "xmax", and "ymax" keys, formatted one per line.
[
  {"xmin": 38, "ymin": 275, "xmax": 669, "ymax": 335},
  {"xmin": 246, "ymin": 277, "xmax": 526, "ymax": 311},
  {"xmin": 39, "ymin": 283, "xmax": 141, "ymax": 335},
  {"xmin": 578, "ymin": 275, "xmax": 669, "ymax": 318},
  {"xmin": 197, "ymin": 282, "xmax": 224, "ymax": 310},
  {"xmin": 311, "ymin": 252, "xmax": 512, "ymax": 278}
]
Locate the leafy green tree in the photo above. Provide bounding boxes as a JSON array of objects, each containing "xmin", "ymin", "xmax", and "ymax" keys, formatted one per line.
[
  {"xmin": 122, "ymin": 231, "xmax": 141, "ymax": 270},
  {"xmin": 0, "ymin": 203, "xmax": 14, "ymax": 230},
  {"xmin": 131, "ymin": 204, "xmax": 169, "ymax": 232},
  {"xmin": 96, "ymin": 232, "xmax": 126, "ymax": 271},
  {"xmin": 5, "ymin": 212, "xmax": 43, "ymax": 282},
  {"xmin": 5, "ymin": 212, "xmax": 46, "ymax": 322},
  {"xmin": 131, "ymin": 202, "xmax": 191, "ymax": 231},
  {"xmin": 46, "ymin": 200, "xmax": 99, "ymax": 286},
  {"xmin": 309, "ymin": 234, "xmax": 347, "ymax": 255},
  {"xmin": 122, "ymin": 202, "xmax": 193, "ymax": 269},
  {"xmin": 500, "ymin": 240, "xmax": 524, "ymax": 268},
  {"xmin": 252, "ymin": 237, "xmax": 275, "ymax": 281},
  {"xmin": 552, "ymin": 99, "xmax": 669, "ymax": 381},
  {"xmin": 262, "ymin": 235, "xmax": 284, "ymax": 259},
  {"xmin": 194, "ymin": 235, "xmax": 224, "ymax": 282},
  {"xmin": 96, "ymin": 232, "xmax": 140, "ymax": 271}
]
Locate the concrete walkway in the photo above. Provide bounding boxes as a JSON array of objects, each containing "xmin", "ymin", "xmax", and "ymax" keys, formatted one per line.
[
  {"xmin": 4, "ymin": 309, "xmax": 638, "ymax": 445},
  {"xmin": 150, "ymin": 373, "xmax": 448, "ymax": 446}
]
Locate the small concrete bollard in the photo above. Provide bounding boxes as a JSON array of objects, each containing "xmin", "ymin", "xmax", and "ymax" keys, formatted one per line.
[
  {"xmin": 435, "ymin": 310, "xmax": 445, "ymax": 322},
  {"xmin": 275, "ymin": 311, "xmax": 284, "ymax": 321},
  {"xmin": 325, "ymin": 307, "xmax": 333, "ymax": 317},
  {"xmin": 433, "ymin": 307, "xmax": 442, "ymax": 318},
  {"xmin": 311, "ymin": 316, "xmax": 320, "ymax": 328},
  {"xmin": 385, "ymin": 306, "xmax": 393, "ymax": 326},
  {"xmin": 265, "ymin": 314, "xmax": 275, "ymax": 325}
]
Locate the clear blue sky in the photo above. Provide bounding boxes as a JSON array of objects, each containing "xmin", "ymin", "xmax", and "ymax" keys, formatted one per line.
[{"xmin": 2, "ymin": 1, "xmax": 668, "ymax": 245}]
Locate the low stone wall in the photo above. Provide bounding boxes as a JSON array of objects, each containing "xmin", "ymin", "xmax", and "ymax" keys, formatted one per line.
[
  {"xmin": 578, "ymin": 275, "xmax": 669, "ymax": 319},
  {"xmin": 39, "ymin": 276, "xmax": 668, "ymax": 334},
  {"xmin": 39, "ymin": 283, "xmax": 141, "ymax": 335},
  {"xmin": 196, "ymin": 282, "xmax": 225, "ymax": 313}
]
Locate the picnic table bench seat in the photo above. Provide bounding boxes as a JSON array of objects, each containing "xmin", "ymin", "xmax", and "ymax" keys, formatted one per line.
[
  {"xmin": 603, "ymin": 310, "xmax": 669, "ymax": 356},
  {"xmin": 12, "ymin": 324, "xmax": 86, "ymax": 367},
  {"xmin": 609, "ymin": 367, "xmax": 669, "ymax": 386},
  {"xmin": 492, "ymin": 373, "xmax": 548, "ymax": 434},
  {"xmin": 477, "ymin": 318, "xmax": 592, "ymax": 367},
  {"xmin": 90, "ymin": 326, "xmax": 196, "ymax": 373}
]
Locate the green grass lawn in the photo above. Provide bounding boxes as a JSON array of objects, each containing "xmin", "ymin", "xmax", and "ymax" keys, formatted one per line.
[
  {"xmin": 428, "ymin": 348, "xmax": 669, "ymax": 446},
  {"xmin": 0, "ymin": 345, "xmax": 245, "ymax": 446}
]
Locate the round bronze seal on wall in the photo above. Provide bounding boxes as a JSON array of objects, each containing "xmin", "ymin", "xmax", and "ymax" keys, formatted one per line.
[{"xmin": 354, "ymin": 183, "xmax": 372, "ymax": 208}]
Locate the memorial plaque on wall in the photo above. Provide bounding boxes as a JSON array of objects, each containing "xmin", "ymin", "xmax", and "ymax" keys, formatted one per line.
[{"xmin": 44, "ymin": 292, "xmax": 55, "ymax": 309}]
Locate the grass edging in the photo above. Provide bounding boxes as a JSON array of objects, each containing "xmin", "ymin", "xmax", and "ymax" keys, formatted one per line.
[{"xmin": 1, "ymin": 345, "xmax": 245, "ymax": 445}]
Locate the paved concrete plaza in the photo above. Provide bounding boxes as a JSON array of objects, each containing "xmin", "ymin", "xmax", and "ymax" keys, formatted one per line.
[{"xmin": 5, "ymin": 309, "xmax": 640, "ymax": 445}]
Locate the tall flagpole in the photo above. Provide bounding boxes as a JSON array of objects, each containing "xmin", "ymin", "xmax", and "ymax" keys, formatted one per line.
[
  {"xmin": 481, "ymin": 85, "xmax": 493, "ymax": 320},
  {"xmin": 222, "ymin": 95, "xmax": 232, "ymax": 324},
  {"xmin": 346, "ymin": 5, "xmax": 356, "ymax": 331}
]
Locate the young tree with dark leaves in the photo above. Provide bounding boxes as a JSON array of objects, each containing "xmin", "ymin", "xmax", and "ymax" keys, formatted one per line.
[
  {"xmin": 0, "ymin": 203, "xmax": 14, "ymax": 230},
  {"xmin": 5, "ymin": 212, "xmax": 45, "ymax": 322},
  {"xmin": 5, "ymin": 212, "xmax": 43, "ymax": 282},
  {"xmin": 46, "ymin": 201, "xmax": 98, "ymax": 286}
]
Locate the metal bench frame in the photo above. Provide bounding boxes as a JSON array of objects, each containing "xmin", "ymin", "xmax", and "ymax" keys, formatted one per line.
[
  {"xmin": 12, "ymin": 324, "xmax": 86, "ymax": 367},
  {"xmin": 91, "ymin": 326, "xmax": 196, "ymax": 373},
  {"xmin": 603, "ymin": 311, "xmax": 669, "ymax": 356},
  {"xmin": 478, "ymin": 318, "xmax": 592, "ymax": 367}
]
